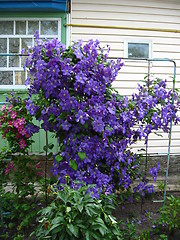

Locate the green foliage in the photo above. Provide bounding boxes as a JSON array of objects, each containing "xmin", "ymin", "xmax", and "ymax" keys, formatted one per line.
[
  {"xmin": 119, "ymin": 218, "xmax": 139, "ymax": 240},
  {"xmin": 158, "ymin": 234, "xmax": 168, "ymax": 240},
  {"xmin": 0, "ymin": 152, "xmax": 44, "ymax": 238},
  {"xmin": 31, "ymin": 182, "xmax": 123, "ymax": 240},
  {"xmin": 139, "ymin": 230, "xmax": 150, "ymax": 240},
  {"xmin": 158, "ymin": 195, "xmax": 180, "ymax": 234},
  {"xmin": 157, "ymin": 182, "xmax": 165, "ymax": 195}
]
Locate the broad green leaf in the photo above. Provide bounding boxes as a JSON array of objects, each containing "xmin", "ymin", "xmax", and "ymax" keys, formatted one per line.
[
  {"xmin": 77, "ymin": 204, "xmax": 83, "ymax": 213},
  {"xmin": 69, "ymin": 160, "xmax": 78, "ymax": 171},
  {"xmin": 55, "ymin": 155, "xmax": 63, "ymax": 162},
  {"xmin": 78, "ymin": 152, "xmax": 86, "ymax": 161},
  {"xmin": 67, "ymin": 223, "xmax": 79, "ymax": 237},
  {"xmin": 85, "ymin": 231, "xmax": 90, "ymax": 240}
]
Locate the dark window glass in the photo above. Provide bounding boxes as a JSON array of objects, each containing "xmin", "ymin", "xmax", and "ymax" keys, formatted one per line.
[{"xmin": 128, "ymin": 43, "xmax": 149, "ymax": 58}]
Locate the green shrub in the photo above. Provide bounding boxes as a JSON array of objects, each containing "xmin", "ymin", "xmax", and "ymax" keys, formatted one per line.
[
  {"xmin": 158, "ymin": 195, "xmax": 180, "ymax": 234},
  {"xmin": 31, "ymin": 182, "xmax": 122, "ymax": 240}
]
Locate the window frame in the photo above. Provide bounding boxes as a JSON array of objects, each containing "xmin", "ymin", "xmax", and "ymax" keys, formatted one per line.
[
  {"xmin": 124, "ymin": 39, "xmax": 152, "ymax": 59},
  {"xmin": 0, "ymin": 17, "xmax": 62, "ymax": 89}
]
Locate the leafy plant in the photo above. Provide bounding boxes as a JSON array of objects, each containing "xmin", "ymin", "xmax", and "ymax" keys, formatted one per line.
[
  {"xmin": 157, "ymin": 182, "xmax": 165, "ymax": 195},
  {"xmin": 119, "ymin": 218, "xmax": 139, "ymax": 240},
  {"xmin": 0, "ymin": 153, "xmax": 44, "ymax": 238},
  {"xmin": 31, "ymin": 182, "xmax": 122, "ymax": 240},
  {"xmin": 0, "ymin": 93, "xmax": 39, "ymax": 154},
  {"xmin": 158, "ymin": 234, "xmax": 168, "ymax": 240},
  {"xmin": 158, "ymin": 195, "xmax": 180, "ymax": 234}
]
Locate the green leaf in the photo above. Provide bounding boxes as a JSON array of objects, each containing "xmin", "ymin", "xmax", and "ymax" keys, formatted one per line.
[
  {"xmin": 69, "ymin": 160, "xmax": 78, "ymax": 171},
  {"xmin": 67, "ymin": 223, "xmax": 79, "ymax": 237},
  {"xmin": 78, "ymin": 152, "xmax": 86, "ymax": 161},
  {"xmin": 77, "ymin": 204, "xmax": 83, "ymax": 213},
  {"xmin": 85, "ymin": 231, "xmax": 90, "ymax": 240},
  {"xmin": 48, "ymin": 143, "xmax": 54, "ymax": 150},
  {"xmin": 55, "ymin": 155, "xmax": 63, "ymax": 162}
]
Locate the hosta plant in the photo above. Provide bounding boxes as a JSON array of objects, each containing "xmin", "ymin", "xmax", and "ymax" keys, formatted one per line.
[{"xmin": 30, "ymin": 182, "xmax": 122, "ymax": 240}]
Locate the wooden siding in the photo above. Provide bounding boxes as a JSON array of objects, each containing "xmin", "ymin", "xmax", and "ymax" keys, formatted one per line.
[{"xmin": 71, "ymin": 0, "xmax": 180, "ymax": 154}]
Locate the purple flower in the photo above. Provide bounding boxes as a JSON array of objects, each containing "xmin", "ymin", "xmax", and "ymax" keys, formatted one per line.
[
  {"xmin": 25, "ymin": 124, "xmax": 39, "ymax": 135},
  {"xmin": 61, "ymin": 120, "xmax": 71, "ymax": 131},
  {"xmin": 75, "ymin": 110, "xmax": 88, "ymax": 125},
  {"xmin": 92, "ymin": 117, "xmax": 104, "ymax": 132},
  {"xmin": 25, "ymin": 99, "xmax": 38, "ymax": 115}
]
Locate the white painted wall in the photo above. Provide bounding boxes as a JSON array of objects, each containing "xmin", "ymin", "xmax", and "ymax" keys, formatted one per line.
[{"xmin": 70, "ymin": 0, "xmax": 180, "ymax": 154}]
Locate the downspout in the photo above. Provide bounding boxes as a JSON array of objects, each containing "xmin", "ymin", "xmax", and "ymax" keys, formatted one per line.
[
  {"xmin": 65, "ymin": 23, "xmax": 180, "ymax": 34},
  {"xmin": 65, "ymin": 0, "xmax": 72, "ymax": 47}
]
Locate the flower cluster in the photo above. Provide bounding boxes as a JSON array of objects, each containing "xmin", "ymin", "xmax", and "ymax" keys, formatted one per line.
[
  {"xmin": 24, "ymin": 34, "xmax": 180, "ymax": 196},
  {"xmin": 4, "ymin": 162, "xmax": 14, "ymax": 175},
  {"xmin": 0, "ymin": 93, "xmax": 39, "ymax": 153}
]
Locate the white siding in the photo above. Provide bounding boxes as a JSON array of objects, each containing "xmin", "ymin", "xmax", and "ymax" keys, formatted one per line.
[{"xmin": 71, "ymin": 0, "xmax": 180, "ymax": 154}]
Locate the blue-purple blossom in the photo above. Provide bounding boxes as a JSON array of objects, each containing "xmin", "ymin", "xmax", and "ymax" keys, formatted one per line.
[
  {"xmin": 92, "ymin": 117, "xmax": 105, "ymax": 132},
  {"xmin": 25, "ymin": 99, "xmax": 38, "ymax": 115},
  {"xmin": 75, "ymin": 110, "xmax": 88, "ymax": 125},
  {"xmin": 61, "ymin": 120, "xmax": 71, "ymax": 131},
  {"xmin": 23, "ymin": 35, "xmax": 180, "ymax": 197}
]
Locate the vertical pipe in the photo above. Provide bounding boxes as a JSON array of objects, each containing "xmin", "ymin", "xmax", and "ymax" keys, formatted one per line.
[
  {"xmin": 145, "ymin": 60, "xmax": 151, "ymax": 176},
  {"xmin": 163, "ymin": 60, "xmax": 176, "ymax": 202},
  {"xmin": 45, "ymin": 131, "xmax": 48, "ymax": 206}
]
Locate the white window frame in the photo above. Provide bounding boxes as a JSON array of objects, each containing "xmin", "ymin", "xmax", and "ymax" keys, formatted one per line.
[
  {"xmin": 0, "ymin": 18, "xmax": 61, "ymax": 89},
  {"xmin": 124, "ymin": 39, "xmax": 152, "ymax": 59}
]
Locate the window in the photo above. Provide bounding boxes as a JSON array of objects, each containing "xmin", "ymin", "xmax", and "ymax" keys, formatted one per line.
[
  {"xmin": 124, "ymin": 40, "xmax": 152, "ymax": 59},
  {"xmin": 0, "ymin": 19, "xmax": 61, "ymax": 88}
]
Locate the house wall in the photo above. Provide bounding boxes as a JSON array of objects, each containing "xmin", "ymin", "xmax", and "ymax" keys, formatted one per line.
[
  {"xmin": 71, "ymin": 0, "xmax": 180, "ymax": 155},
  {"xmin": 0, "ymin": 12, "xmax": 66, "ymax": 153}
]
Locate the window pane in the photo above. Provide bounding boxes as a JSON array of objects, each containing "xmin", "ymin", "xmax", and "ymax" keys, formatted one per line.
[
  {"xmin": 16, "ymin": 21, "xmax": 26, "ymax": 35},
  {"xmin": 9, "ymin": 38, "xmax": 19, "ymax": 67},
  {"xmin": 22, "ymin": 38, "xmax": 32, "ymax": 53},
  {"xmin": 21, "ymin": 56, "xmax": 27, "ymax": 68},
  {"xmin": 41, "ymin": 21, "xmax": 58, "ymax": 35},
  {"xmin": 9, "ymin": 38, "xmax": 19, "ymax": 53},
  {"xmin": 0, "ymin": 38, "xmax": 7, "ymax": 67},
  {"xmin": 128, "ymin": 43, "xmax": 149, "ymax": 58},
  {"xmin": 9, "ymin": 56, "xmax": 19, "ymax": 67},
  {"xmin": 28, "ymin": 21, "xmax": 39, "ymax": 34},
  {"xmin": 0, "ymin": 71, "xmax": 13, "ymax": 85},
  {"xmin": 15, "ymin": 71, "xmax": 25, "ymax": 85},
  {"xmin": 0, "ymin": 21, "xmax": 13, "ymax": 35}
]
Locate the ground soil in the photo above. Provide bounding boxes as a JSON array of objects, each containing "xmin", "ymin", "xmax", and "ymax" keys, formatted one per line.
[{"xmin": 113, "ymin": 191, "xmax": 180, "ymax": 239}]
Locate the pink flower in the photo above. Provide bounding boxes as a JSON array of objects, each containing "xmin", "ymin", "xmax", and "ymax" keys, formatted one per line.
[
  {"xmin": 13, "ymin": 120, "xmax": 19, "ymax": 128},
  {"xmin": 19, "ymin": 139, "xmax": 27, "ymax": 149},
  {"xmin": 35, "ymin": 161, "xmax": 41, "ymax": 169},
  {"xmin": 8, "ymin": 162, "xmax": 14, "ymax": 170},
  {"xmin": 8, "ymin": 104, "xmax": 13, "ymax": 111},
  {"xmin": 17, "ymin": 117, "xmax": 25, "ymax": 126},
  {"xmin": 11, "ymin": 111, "xmax": 17, "ymax": 119},
  {"xmin": 4, "ymin": 168, "xmax": 9, "ymax": 175},
  {"xmin": 1, "ymin": 104, "xmax": 6, "ymax": 112},
  {"xmin": 18, "ymin": 126, "xmax": 27, "ymax": 136},
  {"xmin": 8, "ymin": 121, "xmax": 13, "ymax": 127},
  {"xmin": 4, "ymin": 162, "xmax": 14, "ymax": 175},
  {"xmin": 36, "ymin": 172, "xmax": 43, "ymax": 177}
]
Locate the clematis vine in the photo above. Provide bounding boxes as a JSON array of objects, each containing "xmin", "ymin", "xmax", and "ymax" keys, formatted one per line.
[{"xmin": 21, "ymin": 34, "xmax": 180, "ymax": 196}]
